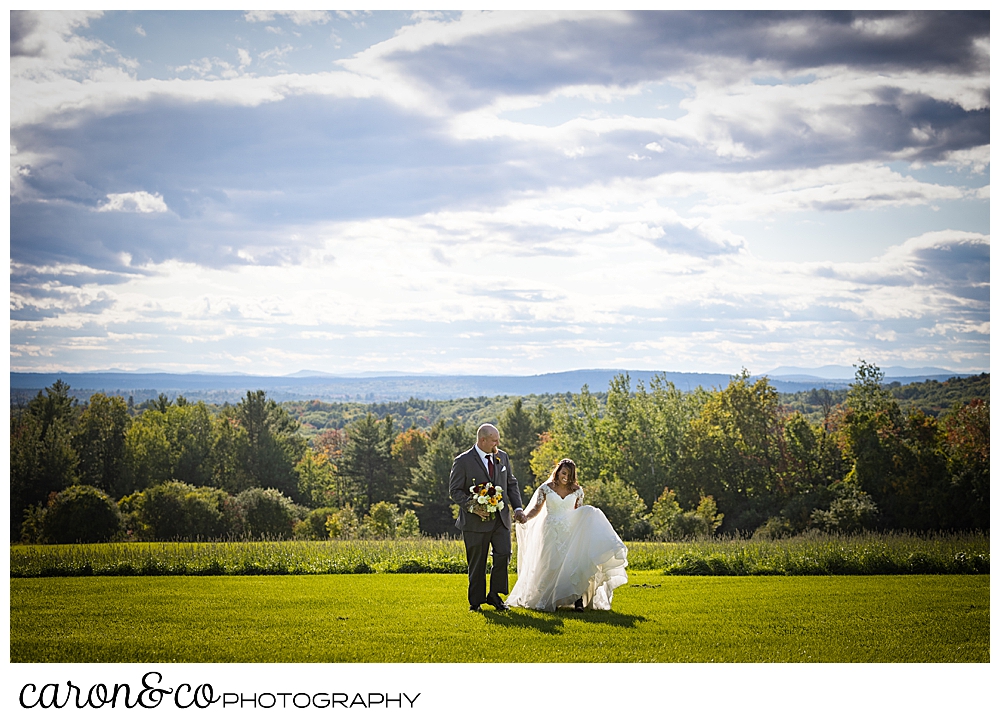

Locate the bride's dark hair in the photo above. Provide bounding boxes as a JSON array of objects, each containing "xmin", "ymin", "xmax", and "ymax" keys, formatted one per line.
[{"xmin": 549, "ymin": 458, "xmax": 577, "ymax": 485}]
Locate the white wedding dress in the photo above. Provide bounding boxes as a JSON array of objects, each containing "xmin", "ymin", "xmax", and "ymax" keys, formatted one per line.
[{"xmin": 507, "ymin": 484, "xmax": 628, "ymax": 612}]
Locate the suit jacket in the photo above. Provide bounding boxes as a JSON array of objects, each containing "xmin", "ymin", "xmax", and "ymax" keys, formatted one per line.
[{"xmin": 449, "ymin": 446, "xmax": 523, "ymax": 532}]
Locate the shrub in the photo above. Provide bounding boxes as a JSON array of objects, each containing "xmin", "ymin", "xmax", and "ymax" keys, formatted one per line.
[
  {"xmin": 120, "ymin": 481, "xmax": 229, "ymax": 541},
  {"xmin": 810, "ymin": 483, "xmax": 878, "ymax": 534},
  {"xmin": 650, "ymin": 488, "xmax": 683, "ymax": 540},
  {"xmin": 753, "ymin": 516, "xmax": 797, "ymax": 540},
  {"xmin": 39, "ymin": 485, "xmax": 122, "ymax": 544},
  {"xmin": 360, "ymin": 501, "xmax": 400, "ymax": 539},
  {"xmin": 651, "ymin": 488, "xmax": 724, "ymax": 540},
  {"xmin": 230, "ymin": 488, "xmax": 301, "ymax": 540},
  {"xmin": 294, "ymin": 507, "xmax": 340, "ymax": 540},
  {"xmin": 19, "ymin": 504, "xmax": 47, "ymax": 544},
  {"xmin": 356, "ymin": 503, "xmax": 424, "ymax": 539},
  {"xmin": 325, "ymin": 505, "xmax": 360, "ymax": 539},
  {"xmin": 398, "ymin": 509, "xmax": 421, "ymax": 538},
  {"xmin": 692, "ymin": 496, "xmax": 724, "ymax": 536}
]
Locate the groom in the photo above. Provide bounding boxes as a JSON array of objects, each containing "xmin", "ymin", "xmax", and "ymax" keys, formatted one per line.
[{"xmin": 450, "ymin": 423, "xmax": 526, "ymax": 612}]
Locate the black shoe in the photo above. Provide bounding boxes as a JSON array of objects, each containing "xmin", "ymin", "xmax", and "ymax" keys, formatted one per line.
[
  {"xmin": 574, "ymin": 598, "xmax": 585, "ymax": 612},
  {"xmin": 469, "ymin": 604, "xmax": 482, "ymax": 612},
  {"xmin": 486, "ymin": 594, "xmax": 509, "ymax": 611}
]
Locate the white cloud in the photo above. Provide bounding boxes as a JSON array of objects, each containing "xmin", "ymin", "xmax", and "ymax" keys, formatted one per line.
[
  {"xmin": 11, "ymin": 221, "xmax": 987, "ymax": 374},
  {"xmin": 353, "ymin": 9, "xmax": 616, "ymax": 62},
  {"xmin": 97, "ymin": 191, "xmax": 169, "ymax": 213},
  {"xmin": 806, "ymin": 230, "xmax": 989, "ymax": 321},
  {"xmin": 10, "ymin": 66, "xmax": 386, "ymax": 129},
  {"xmin": 686, "ymin": 164, "xmax": 969, "ymax": 219},
  {"xmin": 882, "ymin": 228, "xmax": 986, "ymax": 253},
  {"xmin": 173, "ymin": 57, "xmax": 214, "ymax": 76},
  {"xmin": 934, "ymin": 145, "xmax": 990, "ymax": 174},
  {"xmin": 11, "ymin": 10, "xmax": 107, "ymax": 76},
  {"xmin": 259, "ymin": 45, "xmax": 294, "ymax": 63},
  {"xmin": 244, "ymin": 11, "xmax": 332, "ymax": 26},
  {"xmin": 10, "ymin": 10, "xmax": 143, "ymax": 105},
  {"xmin": 173, "ymin": 55, "xmax": 249, "ymax": 80}
]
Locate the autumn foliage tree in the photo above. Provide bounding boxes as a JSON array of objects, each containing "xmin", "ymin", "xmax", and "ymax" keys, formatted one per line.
[{"xmin": 942, "ymin": 399, "xmax": 989, "ymax": 530}]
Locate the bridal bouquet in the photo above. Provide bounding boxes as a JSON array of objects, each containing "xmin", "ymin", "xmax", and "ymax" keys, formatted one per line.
[{"xmin": 468, "ymin": 479, "xmax": 504, "ymax": 520}]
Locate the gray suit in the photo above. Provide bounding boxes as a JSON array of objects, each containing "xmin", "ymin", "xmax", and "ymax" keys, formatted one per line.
[{"xmin": 449, "ymin": 446, "xmax": 523, "ymax": 607}]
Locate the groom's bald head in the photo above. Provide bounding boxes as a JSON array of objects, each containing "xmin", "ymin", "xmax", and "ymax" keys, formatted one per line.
[{"xmin": 476, "ymin": 423, "xmax": 499, "ymax": 452}]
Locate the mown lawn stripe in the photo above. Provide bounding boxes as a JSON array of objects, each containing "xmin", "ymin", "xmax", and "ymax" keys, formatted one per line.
[{"xmin": 10, "ymin": 572, "xmax": 988, "ymax": 663}]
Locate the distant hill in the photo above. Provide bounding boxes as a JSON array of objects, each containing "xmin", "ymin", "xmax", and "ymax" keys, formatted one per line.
[
  {"xmin": 779, "ymin": 373, "xmax": 989, "ymax": 423},
  {"xmin": 9, "ymin": 367, "xmax": 983, "ymax": 404},
  {"xmin": 11, "ymin": 369, "xmax": 730, "ymax": 404},
  {"xmin": 767, "ymin": 365, "xmax": 960, "ymax": 381}
]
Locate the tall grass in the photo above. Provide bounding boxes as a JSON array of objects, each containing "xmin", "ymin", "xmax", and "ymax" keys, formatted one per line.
[
  {"xmin": 10, "ymin": 532, "xmax": 988, "ymax": 578},
  {"xmin": 627, "ymin": 531, "xmax": 990, "ymax": 576},
  {"xmin": 10, "ymin": 539, "xmax": 469, "ymax": 577}
]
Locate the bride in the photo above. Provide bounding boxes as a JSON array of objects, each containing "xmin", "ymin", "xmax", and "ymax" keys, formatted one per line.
[{"xmin": 506, "ymin": 459, "xmax": 628, "ymax": 612}]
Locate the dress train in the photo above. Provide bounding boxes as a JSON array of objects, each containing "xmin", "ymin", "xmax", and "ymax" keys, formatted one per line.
[{"xmin": 507, "ymin": 485, "xmax": 628, "ymax": 611}]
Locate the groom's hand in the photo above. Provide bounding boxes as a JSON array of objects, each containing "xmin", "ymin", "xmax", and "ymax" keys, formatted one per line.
[{"xmin": 513, "ymin": 509, "xmax": 527, "ymax": 524}]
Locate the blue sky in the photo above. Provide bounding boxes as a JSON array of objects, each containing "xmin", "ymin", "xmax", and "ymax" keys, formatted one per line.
[{"xmin": 10, "ymin": 10, "xmax": 990, "ymax": 376}]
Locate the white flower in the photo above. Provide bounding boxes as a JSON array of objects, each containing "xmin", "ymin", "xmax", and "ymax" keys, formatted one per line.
[
  {"xmin": 477, "ymin": 496, "xmax": 488, "ymax": 504},
  {"xmin": 497, "ymin": 501, "xmax": 505, "ymax": 510}
]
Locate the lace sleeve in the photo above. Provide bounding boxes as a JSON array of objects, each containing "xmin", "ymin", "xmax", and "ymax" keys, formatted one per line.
[
  {"xmin": 524, "ymin": 485, "xmax": 546, "ymax": 520},
  {"xmin": 574, "ymin": 486, "xmax": 584, "ymax": 509}
]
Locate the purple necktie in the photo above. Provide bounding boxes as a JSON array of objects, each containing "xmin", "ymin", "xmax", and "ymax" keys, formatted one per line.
[{"xmin": 487, "ymin": 454, "xmax": 495, "ymax": 480}]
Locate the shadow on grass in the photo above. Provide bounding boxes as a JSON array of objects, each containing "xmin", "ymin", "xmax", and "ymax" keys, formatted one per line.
[
  {"xmin": 482, "ymin": 608, "xmax": 645, "ymax": 634},
  {"xmin": 483, "ymin": 609, "xmax": 565, "ymax": 635},
  {"xmin": 574, "ymin": 610, "xmax": 646, "ymax": 628}
]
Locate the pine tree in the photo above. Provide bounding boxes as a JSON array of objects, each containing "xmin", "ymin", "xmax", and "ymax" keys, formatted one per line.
[
  {"xmin": 341, "ymin": 413, "xmax": 395, "ymax": 512},
  {"xmin": 399, "ymin": 422, "xmax": 468, "ymax": 536}
]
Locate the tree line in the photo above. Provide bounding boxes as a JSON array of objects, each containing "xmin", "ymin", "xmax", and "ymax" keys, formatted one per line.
[
  {"xmin": 10, "ymin": 364, "xmax": 988, "ymax": 543},
  {"xmin": 281, "ymin": 373, "xmax": 989, "ymax": 433},
  {"xmin": 537, "ymin": 365, "xmax": 987, "ymax": 539}
]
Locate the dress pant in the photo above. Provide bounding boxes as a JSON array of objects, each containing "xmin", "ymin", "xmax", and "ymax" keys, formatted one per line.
[{"xmin": 462, "ymin": 515, "xmax": 512, "ymax": 606}]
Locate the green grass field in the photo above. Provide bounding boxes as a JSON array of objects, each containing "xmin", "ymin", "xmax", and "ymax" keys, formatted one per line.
[{"xmin": 10, "ymin": 571, "xmax": 988, "ymax": 662}]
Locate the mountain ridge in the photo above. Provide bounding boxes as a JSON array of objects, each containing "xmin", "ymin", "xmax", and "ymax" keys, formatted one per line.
[{"xmin": 10, "ymin": 367, "xmax": 982, "ymax": 404}]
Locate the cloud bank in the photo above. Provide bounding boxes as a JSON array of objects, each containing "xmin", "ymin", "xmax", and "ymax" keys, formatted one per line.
[{"xmin": 10, "ymin": 10, "xmax": 989, "ymax": 375}]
